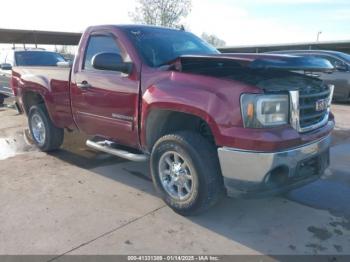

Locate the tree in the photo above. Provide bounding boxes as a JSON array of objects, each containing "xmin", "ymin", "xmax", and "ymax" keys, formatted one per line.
[
  {"xmin": 201, "ymin": 33, "xmax": 226, "ymax": 48},
  {"xmin": 130, "ymin": 0, "xmax": 192, "ymax": 28}
]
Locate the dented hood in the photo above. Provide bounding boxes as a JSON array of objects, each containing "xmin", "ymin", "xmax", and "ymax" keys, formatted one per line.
[{"xmin": 176, "ymin": 53, "xmax": 334, "ymax": 72}]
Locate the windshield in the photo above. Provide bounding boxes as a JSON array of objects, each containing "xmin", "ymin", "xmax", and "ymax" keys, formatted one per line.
[
  {"xmin": 123, "ymin": 27, "xmax": 220, "ymax": 67},
  {"xmin": 15, "ymin": 51, "xmax": 66, "ymax": 66}
]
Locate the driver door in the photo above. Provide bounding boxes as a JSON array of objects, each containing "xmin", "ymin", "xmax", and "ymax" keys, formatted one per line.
[{"xmin": 71, "ymin": 33, "xmax": 140, "ymax": 148}]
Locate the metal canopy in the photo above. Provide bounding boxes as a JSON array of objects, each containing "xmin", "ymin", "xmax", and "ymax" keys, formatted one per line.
[{"xmin": 0, "ymin": 28, "xmax": 82, "ymax": 45}]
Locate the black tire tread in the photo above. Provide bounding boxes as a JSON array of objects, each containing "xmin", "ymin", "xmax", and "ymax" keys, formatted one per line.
[
  {"xmin": 28, "ymin": 104, "xmax": 64, "ymax": 151},
  {"xmin": 151, "ymin": 131, "xmax": 224, "ymax": 216}
]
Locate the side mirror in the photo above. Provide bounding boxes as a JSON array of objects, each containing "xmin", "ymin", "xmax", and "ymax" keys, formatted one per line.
[
  {"xmin": 92, "ymin": 52, "xmax": 132, "ymax": 74},
  {"xmin": 0, "ymin": 63, "xmax": 12, "ymax": 70}
]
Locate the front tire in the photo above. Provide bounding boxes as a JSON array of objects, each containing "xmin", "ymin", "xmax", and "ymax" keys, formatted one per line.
[
  {"xmin": 150, "ymin": 131, "xmax": 224, "ymax": 216},
  {"xmin": 28, "ymin": 104, "xmax": 64, "ymax": 151}
]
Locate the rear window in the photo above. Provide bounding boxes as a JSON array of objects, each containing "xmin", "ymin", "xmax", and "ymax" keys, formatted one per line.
[{"xmin": 15, "ymin": 51, "xmax": 66, "ymax": 66}]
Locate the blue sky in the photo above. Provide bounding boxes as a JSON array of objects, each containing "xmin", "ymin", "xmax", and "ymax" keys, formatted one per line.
[{"xmin": 1, "ymin": 0, "xmax": 349, "ymax": 46}]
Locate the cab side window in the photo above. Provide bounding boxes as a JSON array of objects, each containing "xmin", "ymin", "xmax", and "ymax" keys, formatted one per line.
[{"xmin": 83, "ymin": 35, "xmax": 123, "ymax": 70}]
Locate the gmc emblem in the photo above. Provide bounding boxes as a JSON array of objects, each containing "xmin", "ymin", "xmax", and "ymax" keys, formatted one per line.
[{"xmin": 315, "ymin": 98, "xmax": 328, "ymax": 111}]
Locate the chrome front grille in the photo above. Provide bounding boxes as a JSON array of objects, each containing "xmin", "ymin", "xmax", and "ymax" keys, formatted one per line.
[
  {"xmin": 299, "ymin": 85, "xmax": 331, "ymax": 128},
  {"xmin": 290, "ymin": 84, "xmax": 334, "ymax": 133}
]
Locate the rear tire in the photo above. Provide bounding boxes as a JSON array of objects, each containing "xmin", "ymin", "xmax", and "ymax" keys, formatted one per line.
[
  {"xmin": 150, "ymin": 131, "xmax": 224, "ymax": 216},
  {"xmin": 28, "ymin": 104, "xmax": 64, "ymax": 151}
]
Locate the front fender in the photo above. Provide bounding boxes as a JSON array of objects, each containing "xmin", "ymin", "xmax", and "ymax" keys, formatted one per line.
[{"xmin": 140, "ymin": 73, "xmax": 260, "ymax": 148}]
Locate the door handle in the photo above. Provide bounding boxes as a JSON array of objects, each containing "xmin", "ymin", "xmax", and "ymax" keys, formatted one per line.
[{"xmin": 77, "ymin": 81, "xmax": 91, "ymax": 89}]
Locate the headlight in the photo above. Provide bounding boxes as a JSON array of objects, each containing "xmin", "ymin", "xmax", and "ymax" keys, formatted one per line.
[{"xmin": 241, "ymin": 94, "xmax": 289, "ymax": 128}]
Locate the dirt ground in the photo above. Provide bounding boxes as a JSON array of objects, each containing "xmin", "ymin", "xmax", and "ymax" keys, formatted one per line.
[{"xmin": 0, "ymin": 99, "xmax": 349, "ymax": 258}]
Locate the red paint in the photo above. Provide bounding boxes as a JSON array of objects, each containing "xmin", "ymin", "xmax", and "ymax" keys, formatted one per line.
[{"xmin": 13, "ymin": 25, "xmax": 334, "ymax": 153}]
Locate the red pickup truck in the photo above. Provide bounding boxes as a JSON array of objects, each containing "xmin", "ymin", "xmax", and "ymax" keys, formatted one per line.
[{"xmin": 12, "ymin": 25, "xmax": 335, "ymax": 215}]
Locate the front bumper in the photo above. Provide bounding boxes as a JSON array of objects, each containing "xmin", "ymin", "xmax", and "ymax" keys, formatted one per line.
[{"xmin": 218, "ymin": 134, "xmax": 331, "ymax": 198}]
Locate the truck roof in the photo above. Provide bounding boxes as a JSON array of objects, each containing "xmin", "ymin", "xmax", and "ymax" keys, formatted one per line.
[{"xmin": 86, "ymin": 24, "xmax": 182, "ymax": 32}]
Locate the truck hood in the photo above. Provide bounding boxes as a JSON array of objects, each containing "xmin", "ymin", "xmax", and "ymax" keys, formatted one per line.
[
  {"xmin": 168, "ymin": 53, "xmax": 332, "ymax": 92},
  {"xmin": 175, "ymin": 53, "xmax": 334, "ymax": 72}
]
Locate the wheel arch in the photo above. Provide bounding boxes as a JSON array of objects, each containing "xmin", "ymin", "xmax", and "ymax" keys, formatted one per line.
[
  {"xmin": 21, "ymin": 90, "xmax": 61, "ymax": 128},
  {"xmin": 22, "ymin": 91, "xmax": 46, "ymax": 115},
  {"xmin": 143, "ymin": 107, "xmax": 218, "ymax": 152}
]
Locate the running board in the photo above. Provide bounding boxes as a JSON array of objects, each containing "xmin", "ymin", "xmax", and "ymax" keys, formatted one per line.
[{"xmin": 86, "ymin": 139, "xmax": 149, "ymax": 162}]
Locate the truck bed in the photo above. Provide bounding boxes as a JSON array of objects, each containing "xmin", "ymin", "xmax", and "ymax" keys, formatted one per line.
[
  {"xmin": 13, "ymin": 66, "xmax": 71, "ymax": 83},
  {"xmin": 13, "ymin": 66, "xmax": 73, "ymax": 128}
]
